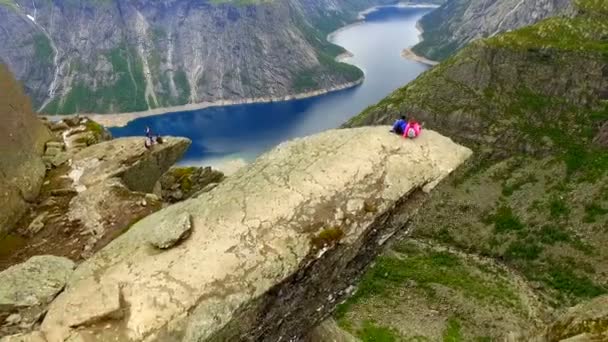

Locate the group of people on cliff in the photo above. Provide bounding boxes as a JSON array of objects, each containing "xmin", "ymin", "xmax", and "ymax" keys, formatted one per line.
[
  {"xmin": 144, "ymin": 126, "xmax": 164, "ymax": 149},
  {"xmin": 391, "ymin": 115, "xmax": 422, "ymax": 139}
]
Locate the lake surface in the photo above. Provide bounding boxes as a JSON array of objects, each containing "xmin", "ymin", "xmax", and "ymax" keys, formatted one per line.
[{"xmin": 110, "ymin": 6, "xmax": 433, "ymax": 172}]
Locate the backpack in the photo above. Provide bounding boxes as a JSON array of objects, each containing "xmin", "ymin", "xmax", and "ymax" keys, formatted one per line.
[{"xmin": 406, "ymin": 127, "xmax": 417, "ymax": 138}]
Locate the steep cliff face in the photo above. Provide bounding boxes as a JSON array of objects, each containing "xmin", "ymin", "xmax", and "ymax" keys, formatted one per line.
[
  {"xmin": 412, "ymin": 0, "xmax": 576, "ymax": 61},
  {"xmin": 341, "ymin": 0, "xmax": 608, "ymax": 339},
  {"xmin": 0, "ymin": 63, "xmax": 51, "ymax": 235},
  {"xmin": 0, "ymin": 0, "xmax": 392, "ymax": 115}
]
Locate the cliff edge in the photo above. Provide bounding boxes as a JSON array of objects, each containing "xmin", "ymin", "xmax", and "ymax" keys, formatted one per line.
[{"xmin": 40, "ymin": 127, "xmax": 471, "ymax": 342}]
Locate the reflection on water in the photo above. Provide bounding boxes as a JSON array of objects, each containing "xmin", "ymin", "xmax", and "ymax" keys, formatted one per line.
[{"xmin": 110, "ymin": 6, "xmax": 433, "ymax": 167}]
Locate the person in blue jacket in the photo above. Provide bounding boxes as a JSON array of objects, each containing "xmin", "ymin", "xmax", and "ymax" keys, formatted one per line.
[{"xmin": 391, "ymin": 115, "xmax": 407, "ymax": 135}]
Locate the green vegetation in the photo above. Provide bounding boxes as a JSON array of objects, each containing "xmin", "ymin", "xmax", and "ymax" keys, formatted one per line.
[
  {"xmin": 335, "ymin": 242, "xmax": 527, "ymax": 340},
  {"xmin": 504, "ymin": 240, "xmax": 543, "ymax": 261},
  {"xmin": 33, "ymin": 34, "xmax": 54, "ymax": 65},
  {"xmin": 173, "ymin": 70, "xmax": 191, "ymax": 105},
  {"xmin": 340, "ymin": 1, "xmax": 608, "ymax": 337},
  {"xmin": 549, "ymin": 197, "xmax": 570, "ymax": 219},
  {"xmin": 485, "ymin": 206, "xmax": 525, "ymax": 233},
  {"xmin": 358, "ymin": 321, "xmax": 400, "ymax": 342},
  {"xmin": 170, "ymin": 167, "xmax": 197, "ymax": 193},
  {"xmin": 583, "ymin": 203, "xmax": 608, "ymax": 223},
  {"xmin": 335, "ymin": 243, "xmax": 520, "ymax": 320},
  {"xmin": 0, "ymin": 0, "xmax": 17, "ymax": 10},
  {"xmin": 502, "ymin": 174, "xmax": 537, "ymax": 196},
  {"xmin": 43, "ymin": 46, "xmax": 148, "ymax": 114},
  {"xmin": 292, "ymin": 71, "xmax": 318, "ymax": 93},
  {"xmin": 544, "ymin": 264, "xmax": 605, "ymax": 299},
  {"xmin": 442, "ymin": 318, "xmax": 463, "ymax": 342},
  {"xmin": 311, "ymin": 227, "xmax": 344, "ymax": 249},
  {"xmin": 290, "ymin": 11, "xmax": 365, "ymax": 92}
]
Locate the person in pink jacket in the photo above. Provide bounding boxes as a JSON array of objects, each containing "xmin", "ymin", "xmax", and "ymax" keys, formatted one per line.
[{"xmin": 403, "ymin": 118, "xmax": 422, "ymax": 139}]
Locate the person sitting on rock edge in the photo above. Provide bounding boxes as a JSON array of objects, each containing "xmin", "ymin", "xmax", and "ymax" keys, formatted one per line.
[
  {"xmin": 391, "ymin": 115, "xmax": 407, "ymax": 135},
  {"xmin": 403, "ymin": 118, "xmax": 422, "ymax": 139}
]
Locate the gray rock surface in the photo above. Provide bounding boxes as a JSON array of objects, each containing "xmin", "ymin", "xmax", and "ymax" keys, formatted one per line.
[
  {"xmin": 69, "ymin": 137, "xmax": 191, "ymax": 193},
  {"xmin": 41, "ymin": 127, "xmax": 471, "ymax": 342},
  {"xmin": 0, "ymin": 331, "xmax": 47, "ymax": 342},
  {"xmin": 0, "ymin": 0, "xmax": 392, "ymax": 114},
  {"xmin": 160, "ymin": 166, "xmax": 225, "ymax": 203},
  {"xmin": 0, "ymin": 64, "xmax": 51, "ymax": 235},
  {"xmin": 147, "ymin": 213, "xmax": 192, "ymax": 249},
  {"xmin": 0, "ymin": 256, "xmax": 75, "ymax": 312},
  {"xmin": 63, "ymin": 280, "xmax": 122, "ymax": 328}
]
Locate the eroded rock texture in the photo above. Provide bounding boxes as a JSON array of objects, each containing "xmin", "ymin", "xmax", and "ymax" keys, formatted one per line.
[
  {"xmin": 40, "ymin": 127, "xmax": 471, "ymax": 342},
  {"xmin": 0, "ymin": 63, "xmax": 51, "ymax": 235}
]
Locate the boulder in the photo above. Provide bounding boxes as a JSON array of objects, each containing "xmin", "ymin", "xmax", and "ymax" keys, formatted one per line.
[
  {"xmin": 147, "ymin": 213, "xmax": 192, "ymax": 249},
  {"xmin": 41, "ymin": 127, "xmax": 472, "ymax": 342},
  {"xmin": 160, "ymin": 166, "xmax": 225, "ymax": 203},
  {"xmin": 0, "ymin": 331, "xmax": 47, "ymax": 342},
  {"xmin": 543, "ymin": 294, "xmax": 608, "ymax": 341},
  {"xmin": 67, "ymin": 178, "xmax": 163, "ymax": 251},
  {"xmin": 69, "ymin": 137, "xmax": 191, "ymax": 193},
  {"xmin": 0, "ymin": 64, "xmax": 52, "ymax": 235},
  {"xmin": 0, "ymin": 256, "xmax": 75, "ymax": 313},
  {"xmin": 62, "ymin": 280, "xmax": 122, "ymax": 328}
]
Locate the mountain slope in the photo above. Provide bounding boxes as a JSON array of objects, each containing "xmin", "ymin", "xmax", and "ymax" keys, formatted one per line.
[
  {"xmin": 0, "ymin": 63, "xmax": 51, "ymax": 236},
  {"xmin": 342, "ymin": 0, "xmax": 608, "ymax": 339},
  {"xmin": 0, "ymin": 0, "xmax": 392, "ymax": 115},
  {"xmin": 412, "ymin": 0, "xmax": 576, "ymax": 61}
]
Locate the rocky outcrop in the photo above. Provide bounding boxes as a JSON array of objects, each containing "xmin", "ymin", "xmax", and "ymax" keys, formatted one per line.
[
  {"xmin": 0, "ymin": 256, "xmax": 74, "ymax": 337},
  {"xmin": 0, "ymin": 0, "xmax": 396, "ymax": 114},
  {"xmin": 0, "ymin": 63, "xmax": 51, "ymax": 236},
  {"xmin": 40, "ymin": 127, "xmax": 471, "ymax": 342},
  {"xmin": 159, "ymin": 166, "xmax": 225, "ymax": 203},
  {"xmin": 1, "ymin": 135, "xmax": 191, "ymax": 274},
  {"xmin": 0, "ymin": 256, "xmax": 74, "ymax": 313},
  {"xmin": 341, "ymin": 2, "xmax": 608, "ymax": 339},
  {"xmin": 69, "ymin": 137, "xmax": 190, "ymax": 193},
  {"xmin": 412, "ymin": 0, "xmax": 575, "ymax": 60},
  {"xmin": 542, "ymin": 295, "xmax": 608, "ymax": 341},
  {"xmin": 0, "ymin": 331, "xmax": 47, "ymax": 342},
  {"xmin": 41, "ymin": 117, "xmax": 113, "ymax": 169}
]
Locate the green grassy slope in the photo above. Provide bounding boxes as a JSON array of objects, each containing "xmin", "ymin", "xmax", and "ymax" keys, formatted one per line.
[{"xmin": 342, "ymin": 0, "xmax": 608, "ymax": 338}]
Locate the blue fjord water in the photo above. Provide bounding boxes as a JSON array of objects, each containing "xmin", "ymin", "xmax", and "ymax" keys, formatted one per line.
[{"xmin": 110, "ymin": 6, "xmax": 433, "ymax": 171}]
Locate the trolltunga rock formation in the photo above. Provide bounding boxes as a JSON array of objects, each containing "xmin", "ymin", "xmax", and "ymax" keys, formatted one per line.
[{"xmin": 40, "ymin": 127, "xmax": 472, "ymax": 342}]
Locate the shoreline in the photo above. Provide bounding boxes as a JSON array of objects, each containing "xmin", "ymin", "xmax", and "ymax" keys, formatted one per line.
[
  {"xmin": 42, "ymin": 2, "xmax": 435, "ymax": 129},
  {"xmin": 43, "ymin": 78, "xmax": 364, "ymax": 128},
  {"xmin": 357, "ymin": 2, "xmax": 440, "ymax": 20},
  {"xmin": 401, "ymin": 16, "xmax": 440, "ymax": 66}
]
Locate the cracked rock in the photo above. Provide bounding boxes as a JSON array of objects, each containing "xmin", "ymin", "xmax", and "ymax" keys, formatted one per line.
[
  {"xmin": 40, "ymin": 127, "xmax": 471, "ymax": 342},
  {"xmin": 64, "ymin": 280, "xmax": 122, "ymax": 328},
  {"xmin": 0, "ymin": 331, "xmax": 47, "ymax": 342},
  {"xmin": 147, "ymin": 213, "xmax": 192, "ymax": 249},
  {"xmin": 0, "ymin": 256, "xmax": 75, "ymax": 313}
]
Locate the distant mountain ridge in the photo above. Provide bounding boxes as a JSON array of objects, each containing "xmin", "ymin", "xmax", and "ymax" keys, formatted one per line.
[
  {"xmin": 341, "ymin": 0, "xmax": 608, "ymax": 338},
  {"xmin": 412, "ymin": 0, "xmax": 576, "ymax": 61},
  {"xmin": 0, "ymin": 0, "xmax": 397, "ymax": 115}
]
